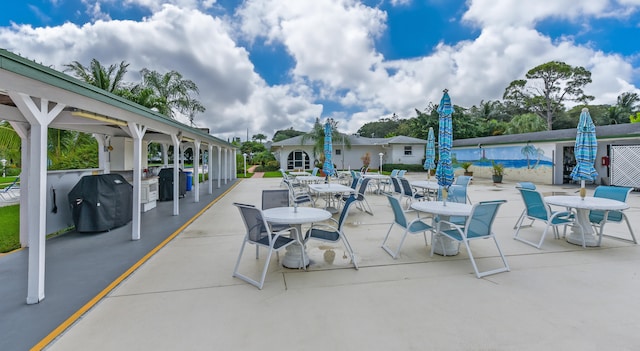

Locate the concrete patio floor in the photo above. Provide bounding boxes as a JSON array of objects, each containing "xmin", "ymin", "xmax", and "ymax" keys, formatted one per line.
[{"xmin": 44, "ymin": 175, "xmax": 640, "ymax": 351}]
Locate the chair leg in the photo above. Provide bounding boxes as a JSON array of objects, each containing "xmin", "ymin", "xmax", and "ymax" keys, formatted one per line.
[{"xmin": 340, "ymin": 236, "xmax": 359, "ymax": 270}]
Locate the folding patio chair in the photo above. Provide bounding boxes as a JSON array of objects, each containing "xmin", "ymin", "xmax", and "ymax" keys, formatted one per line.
[
  {"xmin": 283, "ymin": 178, "xmax": 314, "ymax": 207},
  {"xmin": 232, "ymin": 203, "xmax": 305, "ymax": 289},
  {"xmin": 589, "ymin": 186, "xmax": 636, "ymax": 245},
  {"xmin": 381, "ymin": 194, "xmax": 434, "ymax": 259},
  {"xmin": 432, "ymin": 200, "xmax": 510, "ymax": 278},
  {"xmin": 353, "ymin": 177, "xmax": 373, "ymax": 215},
  {"xmin": 434, "ymin": 185, "xmax": 468, "ymax": 226},
  {"xmin": 305, "ymin": 194, "xmax": 359, "ymax": 269},
  {"xmin": 398, "ymin": 177, "xmax": 425, "ymax": 209},
  {"xmin": 262, "ymin": 189, "xmax": 291, "ymax": 232},
  {"xmin": 453, "ymin": 175, "xmax": 473, "ymax": 203},
  {"xmin": 513, "ymin": 188, "xmax": 574, "ymax": 249},
  {"xmin": 512, "ymin": 182, "xmax": 537, "ymax": 228}
]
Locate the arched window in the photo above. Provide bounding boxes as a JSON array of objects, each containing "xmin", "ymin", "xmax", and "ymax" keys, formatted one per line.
[{"xmin": 287, "ymin": 150, "xmax": 310, "ymax": 170}]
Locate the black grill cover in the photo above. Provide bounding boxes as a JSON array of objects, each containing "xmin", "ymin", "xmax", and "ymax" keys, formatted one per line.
[
  {"xmin": 68, "ymin": 174, "xmax": 133, "ymax": 232},
  {"xmin": 158, "ymin": 168, "xmax": 186, "ymax": 201}
]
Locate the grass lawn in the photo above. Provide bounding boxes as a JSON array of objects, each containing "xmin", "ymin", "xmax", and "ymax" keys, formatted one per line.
[
  {"xmin": 0, "ymin": 204, "xmax": 20, "ymax": 253},
  {"xmin": 262, "ymin": 171, "xmax": 283, "ymax": 178}
]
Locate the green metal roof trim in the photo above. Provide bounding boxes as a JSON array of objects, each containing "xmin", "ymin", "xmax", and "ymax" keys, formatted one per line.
[{"xmin": 0, "ymin": 49, "xmax": 234, "ymax": 148}]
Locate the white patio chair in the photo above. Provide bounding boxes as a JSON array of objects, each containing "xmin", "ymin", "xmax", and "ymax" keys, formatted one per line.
[
  {"xmin": 305, "ymin": 194, "xmax": 359, "ymax": 269},
  {"xmin": 432, "ymin": 200, "xmax": 510, "ymax": 278},
  {"xmin": 381, "ymin": 193, "xmax": 433, "ymax": 259},
  {"xmin": 232, "ymin": 202, "xmax": 304, "ymax": 289},
  {"xmin": 589, "ymin": 186, "xmax": 636, "ymax": 245},
  {"xmin": 513, "ymin": 188, "xmax": 574, "ymax": 249}
]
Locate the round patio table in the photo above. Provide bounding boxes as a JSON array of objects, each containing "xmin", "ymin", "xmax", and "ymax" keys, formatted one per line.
[
  {"xmin": 544, "ymin": 195, "xmax": 628, "ymax": 247},
  {"xmin": 411, "ymin": 201, "xmax": 472, "ymax": 256},
  {"xmin": 262, "ymin": 206, "xmax": 332, "ymax": 268}
]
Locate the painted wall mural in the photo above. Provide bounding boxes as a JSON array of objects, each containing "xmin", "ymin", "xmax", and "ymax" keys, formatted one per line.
[{"xmin": 451, "ymin": 143, "xmax": 555, "ymax": 183}]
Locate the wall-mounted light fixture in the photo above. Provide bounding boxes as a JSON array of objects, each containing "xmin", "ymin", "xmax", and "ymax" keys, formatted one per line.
[{"xmin": 71, "ymin": 110, "xmax": 128, "ymax": 127}]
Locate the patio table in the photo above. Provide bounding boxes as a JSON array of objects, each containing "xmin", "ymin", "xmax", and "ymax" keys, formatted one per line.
[
  {"xmin": 295, "ymin": 175, "xmax": 324, "ymax": 184},
  {"xmin": 262, "ymin": 206, "xmax": 332, "ymax": 268},
  {"xmin": 289, "ymin": 171, "xmax": 311, "ymax": 176},
  {"xmin": 544, "ymin": 195, "xmax": 629, "ymax": 247},
  {"xmin": 411, "ymin": 180, "xmax": 440, "ymax": 200},
  {"xmin": 411, "ymin": 201, "xmax": 472, "ymax": 256},
  {"xmin": 308, "ymin": 183, "xmax": 355, "ymax": 214},
  {"xmin": 362, "ymin": 173, "xmax": 389, "ymax": 194}
]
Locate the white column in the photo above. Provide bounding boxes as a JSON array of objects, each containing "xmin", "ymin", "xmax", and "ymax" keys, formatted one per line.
[
  {"xmin": 11, "ymin": 93, "xmax": 65, "ymax": 304},
  {"xmin": 193, "ymin": 139, "xmax": 201, "ymax": 203},
  {"xmin": 94, "ymin": 134, "xmax": 110, "ymax": 174},
  {"xmin": 171, "ymin": 133, "xmax": 180, "ymax": 215},
  {"xmin": 233, "ymin": 149, "xmax": 237, "ymax": 179},
  {"xmin": 162, "ymin": 143, "xmax": 169, "ymax": 168},
  {"xmin": 224, "ymin": 148, "xmax": 228, "ymax": 184},
  {"xmin": 128, "ymin": 123, "xmax": 147, "ymax": 240},
  {"xmin": 217, "ymin": 146, "xmax": 222, "ymax": 188},
  {"xmin": 208, "ymin": 144, "xmax": 213, "ymax": 194}
]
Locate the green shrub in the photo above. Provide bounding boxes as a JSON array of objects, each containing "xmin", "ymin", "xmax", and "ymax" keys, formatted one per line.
[{"xmin": 382, "ymin": 163, "xmax": 427, "ymax": 172}]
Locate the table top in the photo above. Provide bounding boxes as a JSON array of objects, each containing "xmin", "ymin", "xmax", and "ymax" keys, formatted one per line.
[
  {"xmin": 362, "ymin": 173, "xmax": 389, "ymax": 179},
  {"xmin": 411, "ymin": 180, "xmax": 440, "ymax": 190},
  {"xmin": 544, "ymin": 195, "xmax": 629, "ymax": 211},
  {"xmin": 411, "ymin": 201, "xmax": 472, "ymax": 216},
  {"xmin": 289, "ymin": 171, "xmax": 311, "ymax": 176},
  {"xmin": 308, "ymin": 183, "xmax": 355, "ymax": 193},
  {"xmin": 295, "ymin": 175, "xmax": 324, "ymax": 182},
  {"xmin": 262, "ymin": 207, "xmax": 332, "ymax": 224}
]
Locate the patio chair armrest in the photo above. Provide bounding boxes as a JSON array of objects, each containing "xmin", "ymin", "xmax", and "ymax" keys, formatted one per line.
[{"xmin": 273, "ymin": 226, "xmax": 301, "ymax": 243}]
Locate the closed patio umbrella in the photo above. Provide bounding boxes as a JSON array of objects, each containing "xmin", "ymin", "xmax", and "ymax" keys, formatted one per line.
[
  {"xmin": 323, "ymin": 119, "xmax": 335, "ymax": 179},
  {"xmin": 423, "ymin": 127, "xmax": 436, "ymax": 179},
  {"xmin": 569, "ymin": 107, "xmax": 598, "ymax": 198},
  {"xmin": 435, "ymin": 89, "xmax": 454, "ymax": 202}
]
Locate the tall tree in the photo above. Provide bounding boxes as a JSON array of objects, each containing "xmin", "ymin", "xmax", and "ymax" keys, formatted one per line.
[
  {"xmin": 139, "ymin": 69, "xmax": 204, "ymax": 120},
  {"xmin": 503, "ymin": 61, "xmax": 594, "ymax": 130},
  {"xmin": 505, "ymin": 113, "xmax": 547, "ymax": 134},
  {"xmin": 64, "ymin": 59, "xmax": 129, "ymax": 93},
  {"xmin": 301, "ymin": 118, "xmax": 351, "ymax": 163},
  {"xmin": 273, "ymin": 128, "xmax": 305, "ymax": 142},
  {"xmin": 252, "ymin": 133, "xmax": 267, "ymax": 143}
]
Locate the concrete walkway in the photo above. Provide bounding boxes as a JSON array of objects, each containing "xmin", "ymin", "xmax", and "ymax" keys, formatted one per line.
[
  {"xmin": 0, "ymin": 180, "xmax": 238, "ymax": 351},
  {"xmin": 37, "ymin": 176, "xmax": 640, "ymax": 350}
]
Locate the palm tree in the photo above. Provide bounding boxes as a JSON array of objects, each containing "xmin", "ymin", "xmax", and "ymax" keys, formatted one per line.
[
  {"xmin": 139, "ymin": 69, "xmax": 205, "ymax": 120},
  {"xmin": 0, "ymin": 122, "xmax": 21, "ymax": 168},
  {"xmin": 64, "ymin": 59, "xmax": 129, "ymax": 93},
  {"xmin": 301, "ymin": 118, "xmax": 351, "ymax": 166}
]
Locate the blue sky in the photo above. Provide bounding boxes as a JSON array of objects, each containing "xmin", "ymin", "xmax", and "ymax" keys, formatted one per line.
[{"xmin": 1, "ymin": 0, "xmax": 639, "ymax": 141}]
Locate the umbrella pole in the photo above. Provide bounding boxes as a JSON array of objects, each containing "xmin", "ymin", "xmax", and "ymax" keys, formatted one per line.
[{"xmin": 580, "ymin": 180, "xmax": 586, "ymax": 199}]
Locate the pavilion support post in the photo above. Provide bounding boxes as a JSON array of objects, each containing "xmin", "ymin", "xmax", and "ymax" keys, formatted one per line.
[
  {"xmin": 208, "ymin": 144, "xmax": 214, "ymax": 194},
  {"xmin": 10, "ymin": 93, "xmax": 64, "ymax": 304},
  {"xmin": 217, "ymin": 146, "xmax": 222, "ymax": 188},
  {"xmin": 193, "ymin": 139, "xmax": 201, "ymax": 203},
  {"xmin": 171, "ymin": 133, "xmax": 181, "ymax": 216},
  {"xmin": 128, "ymin": 123, "xmax": 147, "ymax": 241}
]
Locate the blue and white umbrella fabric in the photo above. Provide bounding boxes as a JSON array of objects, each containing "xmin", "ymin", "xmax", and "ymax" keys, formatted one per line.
[
  {"xmin": 569, "ymin": 108, "xmax": 598, "ymax": 188},
  {"xmin": 423, "ymin": 127, "xmax": 436, "ymax": 178},
  {"xmin": 322, "ymin": 119, "xmax": 335, "ymax": 178},
  {"xmin": 435, "ymin": 89, "xmax": 454, "ymax": 189}
]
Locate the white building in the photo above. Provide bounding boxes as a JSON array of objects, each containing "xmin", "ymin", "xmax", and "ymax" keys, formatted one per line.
[{"xmin": 271, "ymin": 134, "xmax": 428, "ymax": 172}]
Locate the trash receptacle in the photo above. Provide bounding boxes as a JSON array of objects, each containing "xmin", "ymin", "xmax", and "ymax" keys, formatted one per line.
[{"xmin": 185, "ymin": 171, "xmax": 193, "ymax": 191}]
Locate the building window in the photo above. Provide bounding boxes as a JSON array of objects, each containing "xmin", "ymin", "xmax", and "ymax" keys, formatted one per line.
[
  {"xmin": 335, "ymin": 149, "xmax": 342, "ymax": 155},
  {"xmin": 404, "ymin": 146, "xmax": 412, "ymax": 155},
  {"xmin": 287, "ymin": 150, "xmax": 310, "ymax": 170}
]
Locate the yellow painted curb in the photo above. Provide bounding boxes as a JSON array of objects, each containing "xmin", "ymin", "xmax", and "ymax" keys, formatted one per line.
[{"xmin": 31, "ymin": 181, "xmax": 241, "ymax": 351}]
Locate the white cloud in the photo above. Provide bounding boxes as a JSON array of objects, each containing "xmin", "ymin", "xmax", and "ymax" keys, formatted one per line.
[{"xmin": 1, "ymin": 0, "xmax": 638, "ymax": 140}]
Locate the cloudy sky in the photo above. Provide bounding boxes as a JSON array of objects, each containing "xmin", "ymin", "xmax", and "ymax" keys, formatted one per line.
[{"xmin": 1, "ymin": 0, "xmax": 639, "ymax": 141}]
